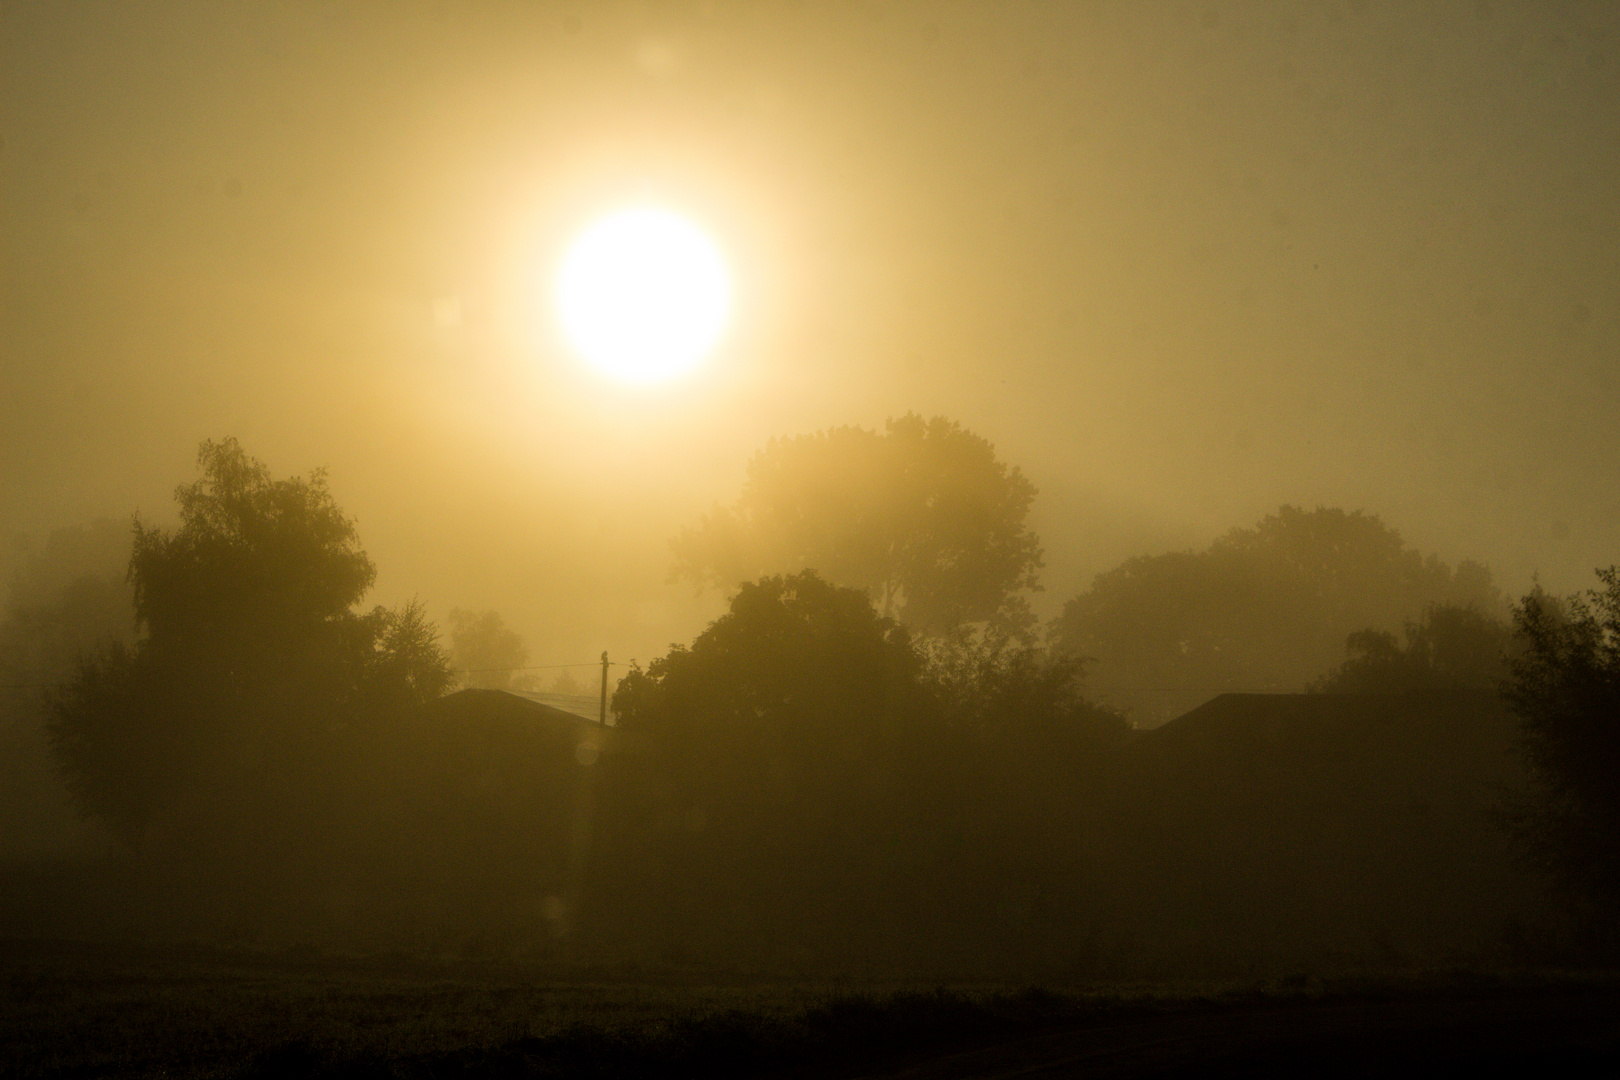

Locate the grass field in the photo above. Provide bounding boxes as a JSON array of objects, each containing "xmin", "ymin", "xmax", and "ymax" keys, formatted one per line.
[
  {"xmin": 6, "ymin": 939, "xmax": 1620, "ymax": 1078},
  {"xmin": 2, "ymin": 939, "xmax": 841, "ymax": 1078}
]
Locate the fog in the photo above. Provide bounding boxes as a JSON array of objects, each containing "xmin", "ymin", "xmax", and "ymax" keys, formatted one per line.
[
  {"xmin": 13, "ymin": 39, "xmax": 1620, "ymax": 1080},
  {"xmin": 5, "ymin": 1, "xmax": 1616, "ymax": 678}
]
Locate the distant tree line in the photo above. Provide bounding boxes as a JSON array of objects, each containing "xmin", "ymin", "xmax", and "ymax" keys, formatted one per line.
[
  {"xmin": 667, "ymin": 422, "xmax": 1507, "ymax": 723},
  {"xmin": 1047, "ymin": 507, "xmax": 1504, "ymax": 725},
  {"xmin": 1310, "ymin": 603, "xmax": 1514, "ymax": 694},
  {"xmin": 14, "ymin": 429, "xmax": 1619, "ymax": 965}
]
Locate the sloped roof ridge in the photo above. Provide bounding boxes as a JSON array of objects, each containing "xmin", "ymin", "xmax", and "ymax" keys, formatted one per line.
[
  {"xmin": 1144, "ymin": 688, "xmax": 1509, "ymax": 739},
  {"xmin": 429, "ymin": 687, "xmax": 604, "ymax": 727}
]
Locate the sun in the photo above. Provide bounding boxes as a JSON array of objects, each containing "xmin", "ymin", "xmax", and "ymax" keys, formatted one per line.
[{"xmin": 554, "ymin": 206, "xmax": 732, "ymax": 384}]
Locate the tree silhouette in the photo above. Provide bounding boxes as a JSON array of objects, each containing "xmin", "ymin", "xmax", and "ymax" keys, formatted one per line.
[
  {"xmin": 608, "ymin": 572, "xmax": 954, "ymax": 904},
  {"xmin": 1502, "ymin": 567, "xmax": 1620, "ymax": 911},
  {"xmin": 0, "ymin": 521, "xmax": 134, "ymax": 856},
  {"xmin": 613, "ymin": 570, "xmax": 934, "ymax": 786},
  {"xmin": 670, "ymin": 415, "xmax": 1044, "ymax": 639},
  {"xmin": 1310, "ymin": 604, "xmax": 1513, "ymax": 693},
  {"xmin": 446, "ymin": 608, "xmax": 528, "ymax": 690},
  {"xmin": 48, "ymin": 438, "xmax": 453, "ymax": 855},
  {"xmin": 921, "ymin": 631, "xmax": 1127, "ymax": 752},
  {"xmin": 1051, "ymin": 506, "xmax": 1502, "ymax": 725},
  {"xmin": 600, "ymin": 571, "xmax": 1127, "ymax": 965}
]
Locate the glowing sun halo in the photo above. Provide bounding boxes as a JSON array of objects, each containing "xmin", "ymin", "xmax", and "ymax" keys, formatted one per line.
[{"xmin": 555, "ymin": 207, "xmax": 732, "ymax": 384}]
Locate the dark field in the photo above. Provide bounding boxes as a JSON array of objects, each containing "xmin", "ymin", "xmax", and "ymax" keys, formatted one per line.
[{"xmin": 5, "ymin": 940, "xmax": 1619, "ymax": 1079}]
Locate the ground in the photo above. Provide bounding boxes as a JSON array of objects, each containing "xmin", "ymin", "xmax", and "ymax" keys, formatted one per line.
[{"xmin": 4, "ymin": 940, "xmax": 1618, "ymax": 1078}]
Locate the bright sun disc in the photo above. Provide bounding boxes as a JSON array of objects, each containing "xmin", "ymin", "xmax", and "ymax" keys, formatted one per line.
[{"xmin": 555, "ymin": 207, "xmax": 732, "ymax": 384}]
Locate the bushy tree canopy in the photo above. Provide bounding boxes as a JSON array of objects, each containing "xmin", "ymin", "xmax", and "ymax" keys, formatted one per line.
[
  {"xmin": 446, "ymin": 608, "xmax": 529, "ymax": 690},
  {"xmin": 1051, "ymin": 506, "xmax": 1501, "ymax": 726},
  {"xmin": 670, "ymin": 415, "xmax": 1044, "ymax": 639},
  {"xmin": 1502, "ymin": 567, "xmax": 1620, "ymax": 909},
  {"xmin": 48, "ymin": 439, "xmax": 453, "ymax": 854},
  {"xmin": 130, "ymin": 439, "xmax": 376, "ymax": 644},
  {"xmin": 599, "ymin": 571, "xmax": 1128, "ymax": 966},
  {"xmin": 602, "ymin": 572, "xmax": 952, "ymax": 957},
  {"xmin": 613, "ymin": 570, "xmax": 935, "ymax": 800},
  {"xmin": 1310, "ymin": 604, "xmax": 1513, "ymax": 693},
  {"xmin": 921, "ymin": 631, "xmax": 1127, "ymax": 753}
]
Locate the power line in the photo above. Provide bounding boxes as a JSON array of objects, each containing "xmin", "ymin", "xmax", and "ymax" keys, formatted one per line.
[
  {"xmin": 460, "ymin": 661, "xmax": 623, "ymax": 674},
  {"xmin": 6, "ymin": 661, "xmax": 624, "ymax": 687},
  {"xmin": 7, "ymin": 660, "xmax": 629, "ymax": 687}
]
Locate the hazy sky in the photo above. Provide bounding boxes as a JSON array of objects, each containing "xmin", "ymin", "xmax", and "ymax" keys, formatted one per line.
[{"xmin": 4, "ymin": 1, "xmax": 1617, "ymax": 676}]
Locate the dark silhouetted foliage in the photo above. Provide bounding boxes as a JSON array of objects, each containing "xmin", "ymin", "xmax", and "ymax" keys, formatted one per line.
[
  {"xmin": 1501, "ymin": 567, "xmax": 1620, "ymax": 912},
  {"xmin": 595, "ymin": 571, "xmax": 1133, "ymax": 970},
  {"xmin": 923, "ymin": 631, "xmax": 1126, "ymax": 748},
  {"xmin": 1051, "ymin": 506, "xmax": 1502, "ymax": 725},
  {"xmin": 609, "ymin": 571, "xmax": 950, "ymax": 885},
  {"xmin": 601, "ymin": 572, "xmax": 972, "ymax": 963},
  {"xmin": 670, "ymin": 414, "xmax": 1043, "ymax": 639},
  {"xmin": 1311, "ymin": 604, "xmax": 1513, "ymax": 693},
  {"xmin": 47, "ymin": 439, "xmax": 453, "ymax": 865}
]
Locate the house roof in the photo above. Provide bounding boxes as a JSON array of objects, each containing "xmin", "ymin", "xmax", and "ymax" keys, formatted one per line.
[
  {"xmin": 417, "ymin": 689, "xmax": 648, "ymax": 755},
  {"xmin": 1127, "ymin": 689, "xmax": 1523, "ymax": 797},
  {"xmin": 506, "ymin": 688, "xmax": 611, "ymax": 725},
  {"xmin": 425, "ymin": 687, "xmax": 604, "ymax": 730}
]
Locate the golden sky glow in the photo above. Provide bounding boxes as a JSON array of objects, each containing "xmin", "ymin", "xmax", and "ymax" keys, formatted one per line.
[{"xmin": 2, "ymin": 2, "xmax": 1618, "ymax": 675}]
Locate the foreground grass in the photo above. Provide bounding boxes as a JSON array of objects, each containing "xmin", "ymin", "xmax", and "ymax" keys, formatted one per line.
[
  {"xmin": 5, "ymin": 940, "xmax": 1618, "ymax": 1079},
  {"xmin": 2, "ymin": 940, "xmax": 836, "ymax": 1079}
]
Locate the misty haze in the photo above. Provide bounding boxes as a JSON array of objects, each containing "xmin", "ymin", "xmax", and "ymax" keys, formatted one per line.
[{"xmin": 4, "ymin": 3, "xmax": 1619, "ymax": 1076}]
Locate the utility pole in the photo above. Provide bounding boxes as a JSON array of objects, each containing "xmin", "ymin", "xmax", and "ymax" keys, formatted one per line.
[{"xmin": 599, "ymin": 650, "xmax": 609, "ymax": 726}]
